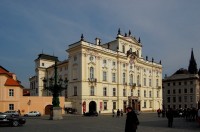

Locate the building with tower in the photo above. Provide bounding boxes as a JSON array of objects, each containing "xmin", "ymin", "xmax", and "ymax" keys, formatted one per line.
[
  {"xmin": 30, "ymin": 29, "xmax": 163, "ymax": 114},
  {"xmin": 163, "ymin": 49, "xmax": 200, "ymax": 109}
]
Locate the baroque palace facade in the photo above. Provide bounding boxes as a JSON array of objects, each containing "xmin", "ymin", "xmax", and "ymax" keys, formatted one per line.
[{"xmin": 30, "ymin": 29, "xmax": 162, "ymax": 114}]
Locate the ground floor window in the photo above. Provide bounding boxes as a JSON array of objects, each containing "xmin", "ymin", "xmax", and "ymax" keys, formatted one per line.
[
  {"xmin": 113, "ymin": 102, "xmax": 116, "ymax": 110},
  {"xmin": 9, "ymin": 104, "xmax": 14, "ymax": 110},
  {"xmin": 103, "ymin": 102, "xmax": 107, "ymax": 110}
]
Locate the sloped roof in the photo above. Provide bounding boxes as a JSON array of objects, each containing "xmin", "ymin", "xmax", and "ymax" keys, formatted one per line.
[
  {"xmin": 173, "ymin": 68, "xmax": 189, "ymax": 75},
  {"xmin": 0, "ymin": 66, "xmax": 12, "ymax": 77},
  {"xmin": 0, "ymin": 66, "xmax": 22, "ymax": 87},
  {"xmin": 5, "ymin": 78, "xmax": 21, "ymax": 86}
]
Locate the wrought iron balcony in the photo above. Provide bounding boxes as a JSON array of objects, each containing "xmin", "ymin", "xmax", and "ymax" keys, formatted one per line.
[{"xmin": 88, "ymin": 78, "xmax": 97, "ymax": 83}]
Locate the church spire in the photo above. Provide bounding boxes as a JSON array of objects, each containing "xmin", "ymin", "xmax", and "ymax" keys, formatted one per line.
[{"xmin": 188, "ymin": 48, "xmax": 198, "ymax": 74}]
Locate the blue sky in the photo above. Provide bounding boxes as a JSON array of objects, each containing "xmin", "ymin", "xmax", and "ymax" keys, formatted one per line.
[{"xmin": 1, "ymin": 0, "xmax": 200, "ymax": 88}]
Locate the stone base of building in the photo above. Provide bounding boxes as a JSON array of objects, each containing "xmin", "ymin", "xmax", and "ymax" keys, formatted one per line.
[{"xmin": 50, "ymin": 107, "xmax": 63, "ymax": 120}]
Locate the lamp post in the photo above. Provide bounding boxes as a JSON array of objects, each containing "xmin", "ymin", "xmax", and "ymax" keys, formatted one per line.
[{"xmin": 43, "ymin": 61, "xmax": 68, "ymax": 120}]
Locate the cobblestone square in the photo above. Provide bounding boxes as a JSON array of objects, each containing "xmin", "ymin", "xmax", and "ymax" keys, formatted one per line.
[{"xmin": 0, "ymin": 113, "xmax": 199, "ymax": 132}]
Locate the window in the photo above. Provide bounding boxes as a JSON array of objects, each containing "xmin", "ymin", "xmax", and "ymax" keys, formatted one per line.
[
  {"xmin": 157, "ymin": 91, "xmax": 159, "ymax": 97},
  {"xmin": 149, "ymin": 79, "xmax": 152, "ymax": 87},
  {"xmin": 138, "ymin": 90, "xmax": 140, "ymax": 97},
  {"xmin": 131, "ymin": 89, "xmax": 133, "ymax": 96},
  {"xmin": 190, "ymin": 88, "xmax": 193, "ymax": 93},
  {"xmin": 42, "ymin": 63, "xmax": 44, "ymax": 66},
  {"xmin": 143, "ymin": 101, "xmax": 146, "ymax": 108},
  {"xmin": 113, "ymin": 88, "xmax": 116, "ymax": 96},
  {"xmin": 103, "ymin": 102, "xmax": 107, "ymax": 110},
  {"xmin": 167, "ymin": 90, "xmax": 170, "ymax": 94},
  {"xmin": 184, "ymin": 81, "xmax": 187, "ymax": 85},
  {"xmin": 156, "ymin": 79, "xmax": 159, "ymax": 87},
  {"xmin": 74, "ymin": 86, "xmax": 77, "ymax": 96},
  {"xmin": 173, "ymin": 89, "xmax": 176, "ymax": 94},
  {"xmin": 167, "ymin": 83, "xmax": 170, "ymax": 86},
  {"xmin": 184, "ymin": 89, "xmax": 187, "ymax": 93},
  {"xmin": 144, "ymin": 78, "xmax": 146, "ymax": 86},
  {"xmin": 90, "ymin": 86, "xmax": 94, "ymax": 96},
  {"xmin": 184, "ymin": 96, "xmax": 187, "ymax": 102},
  {"xmin": 149, "ymin": 101, "xmax": 152, "ymax": 108},
  {"xmin": 144, "ymin": 90, "xmax": 146, "ymax": 97},
  {"xmin": 137, "ymin": 75, "xmax": 140, "ymax": 86},
  {"xmin": 89, "ymin": 56, "xmax": 94, "ymax": 61},
  {"xmin": 122, "ymin": 45, "xmax": 125, "ymax": 53},
  {"xmin": 190, "ymin": 81, "xmax": 193, "ymax": 85},
  {"xmin": 173, "ymin": 82, "xmax": 175, "ymax": 86},
  {"xmin": 173, "ymin": 97, "xmax": 176, "ymax": 102},
  {"xmin": 123, "ymin": 73, "xmax": 126, "ymax": 83},
  {"xmin": 123, "ymin": 63, "xmax": 126, "ymax": 68},
  {"xmin": 112, "ymin": 73, "xmax": 116, "ymax": 82},
  {"xmin": 103, "ymin": 87, "xmax": 107, "ymax": 96},
  {"xmin": 103, "ymin": 71, "xmax": 107, "ymax": 81},
  {"xmin": 103, "ymin": 59, "xmax": 107, "ymax": 64},
  {"xmin": 190, "ymin": 96, "xmax": 193, "ymax": 102},
  {"xmin": 178, "ymin": 96, "xmax": 182, "ymax": 102},
  {"xmin": 123, "ymin": 89, "xmax": 126, "ymax": 96},
  {"xmin": 90, "ymin": 67, "xmax": 94, "ymax": 79},
  {"xmin": 167, "ymin": 97, "xmax": 170, "ymax": 103},
  {"xmin": 113, "ymin": 102, "xmax": 116, "ymax": 110},
  {"xmin": 179, "ymin": 82, "xmax": 181, "ymax": 85},
  {"xmin": 179, "ymin": 89, "xmax": 181, "ymax": 94},
  {"xmin": 149, "ymin": 91, "xmax": 152, "ymax": 97},
  {"xmin": 9, "ymin": 104, "xmax": 14, "ymax": 110},
  {"xmin": 9, "ymin": 89, "xmax": 14, "ymax": 96},
  {"xmin": 112, "ymin": 61, "xmax": 116, "ymax": 66}
]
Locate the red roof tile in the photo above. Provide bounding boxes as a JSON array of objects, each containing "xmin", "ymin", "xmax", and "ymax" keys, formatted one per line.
[
  {"xmin": 0, "ymin": 66, "xmax": 12, "ymax": 77},
  {"xmin": 5, "ymin": 78, "xmax": 21, "ymax": 86}
]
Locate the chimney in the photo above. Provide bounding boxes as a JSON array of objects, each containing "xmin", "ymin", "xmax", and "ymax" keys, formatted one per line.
[{"xmin": 95, "ymin": 38, "xmax": 101, "ymax": 45}]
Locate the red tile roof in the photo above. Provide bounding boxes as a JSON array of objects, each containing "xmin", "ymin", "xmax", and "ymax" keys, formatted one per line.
[
  {"xmin": 0, "ymin": 66, "xmax": 12, "ymax": 77},
  {"xmin": 5, "ymin": 78, "xmax": 21, "ymax": 86},
  {"xmin": 0, "ymin": 66, "xmax": 21, "ymax": 87}
]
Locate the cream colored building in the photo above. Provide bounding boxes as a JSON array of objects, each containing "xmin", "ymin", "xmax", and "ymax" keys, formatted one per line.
[{"xmin": 30, "ymin": 30, "xmax": 162, "ymax": 114}]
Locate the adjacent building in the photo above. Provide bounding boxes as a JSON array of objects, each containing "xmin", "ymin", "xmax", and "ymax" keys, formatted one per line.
[
  {"xmin": 0, "ymin": 65, "xmax": 64, "ymax": 115},
  {"xmin": 30, "ymin": 29, "xmax": 163, "ymax": 114},
  {"xmin": 163, "ymin": 49, "xmax": 200, "ymax": 109}
]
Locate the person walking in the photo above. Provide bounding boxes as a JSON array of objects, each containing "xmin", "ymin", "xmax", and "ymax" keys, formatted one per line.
[
  {"xmin": 117, "ymin": 109, "xmax": 120, "ymax": 117},
  {"xmin": 125, "ymin": 107, "xmax": 139, "ymax": 132},
  {"xmin": 166, "ymin": 108, "xmax": 174, "ymax": 127}
]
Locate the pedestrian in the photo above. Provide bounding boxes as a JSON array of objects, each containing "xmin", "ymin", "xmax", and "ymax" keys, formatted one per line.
[
  {"xmin": 117, "ymin": 109, "xmax": 120, "ymax": 117},
  {"xmin": 157, "ymin": 108, "xmax": 161, "ymax": 117},
  {"xmin": 166, "ymin": 108, "xmax": 174, "ymax": 127},
  {"xmin": 112, "ymin": 109, "xmax": 115, "ymax": 117},
  {"xmin": 121, "ymin": 109, "xmax": 123, "ymax": 117},
  {"xmin": 125, "ymin": 107, "xmax": 139, "ymax": 132}
]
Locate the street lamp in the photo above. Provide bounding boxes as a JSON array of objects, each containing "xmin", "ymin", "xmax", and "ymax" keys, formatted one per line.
[{"xmin": 43, "ymin": 61, "xmax": 68, "ymax": 120}]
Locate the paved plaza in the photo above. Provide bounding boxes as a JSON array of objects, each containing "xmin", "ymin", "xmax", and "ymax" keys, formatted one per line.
[{"xmin": 0, "ymin": 113, "xmax": 199, "ymax": 132}]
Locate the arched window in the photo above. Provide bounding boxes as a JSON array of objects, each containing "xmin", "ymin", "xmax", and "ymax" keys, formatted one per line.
[{"xmin": 90, "ymin": 67, "xmax": 94, "ymax": 79}]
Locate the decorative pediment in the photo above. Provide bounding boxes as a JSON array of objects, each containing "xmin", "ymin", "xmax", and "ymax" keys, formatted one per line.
[{"xmin": 88, "ymin": 62, "xmax": 96, "ymax": 66}]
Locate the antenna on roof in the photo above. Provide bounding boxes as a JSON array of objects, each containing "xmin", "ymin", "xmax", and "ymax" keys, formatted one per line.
[{"xmin": 42, "ymin": 49, "xmax": 44, "ymax": 54}]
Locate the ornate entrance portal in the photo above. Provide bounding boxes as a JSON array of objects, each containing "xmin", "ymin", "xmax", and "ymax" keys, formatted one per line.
[
  {"xmin": 128, "ymin": 96, "xmax": 140, "ymax": 111},
  {"xmin": 89, "ymin": 101, "xmax": 97, "ymax": 112}
]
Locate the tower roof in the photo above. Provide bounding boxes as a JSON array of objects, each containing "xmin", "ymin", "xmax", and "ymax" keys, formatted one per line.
[{"xmin": 188, "ymin": 49, "xmax": 198, "ymax": 74}]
